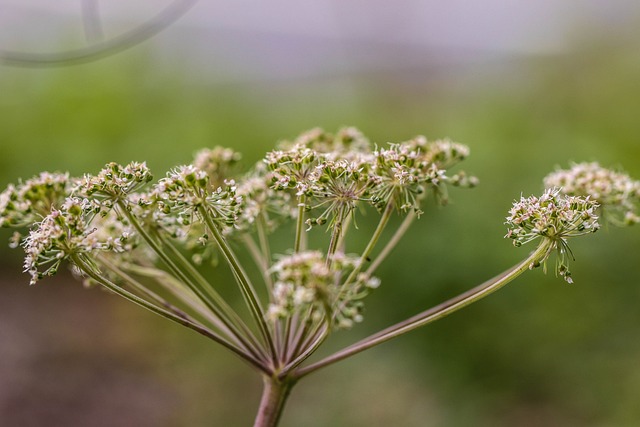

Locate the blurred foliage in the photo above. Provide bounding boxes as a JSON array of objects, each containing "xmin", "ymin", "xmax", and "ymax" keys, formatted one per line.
[{"xmin": 1, "ymin": 37, "xmax": 639, "ymax": 427}]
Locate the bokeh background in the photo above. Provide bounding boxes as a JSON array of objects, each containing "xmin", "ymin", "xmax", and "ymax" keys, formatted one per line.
[{"xmin": 1, "ymin": 1, "xmax": 640, "ymax": 426}]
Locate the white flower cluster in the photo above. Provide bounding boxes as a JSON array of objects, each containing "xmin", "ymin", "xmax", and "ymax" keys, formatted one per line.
[
  {"xmin": 267, "ymin": 251, "xmax": 381, "ymax": 329},
  {"xmin": 76, "ymin": 161, "xmax": 152, "ymax": 202},
  {"xmin": 544, "ymin": 162, "xmax": 640, "ymax": 226},
  {"xmin": 23, "ymin": 197, "xmax": 135, "ymax": 285},
  {"xmin": 506, "ymin": 188, "xmax": 600, "ymax": 283},
  {"xmin": 0, "ymin": 172, "xmax": 72, "ymax": 227},
  {"xmin": 371, "ymin": 142, "xmax": 447, "ymax": 213},
  {"xmin": 235, "ymin": 171, "xmax": 294, "ymax": 231},
  {"xmin": 263, "ymin": 129, "xmax": 474, "ymax": 224},
  {"xmin": 153, "ymin": 165, "xmax": 242, "ymax": 227},
  {"xmin": 193, "ymin": 146, "xmax": 241, "ymax": 188}
]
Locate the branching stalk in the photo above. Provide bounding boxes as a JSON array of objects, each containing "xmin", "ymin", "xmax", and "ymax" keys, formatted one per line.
[
  {"xmin": 293, "ymin": 240, "xmax": 553, "ymax": 379},
  {"xmin": 366, "ymin": 209, "xmax": 416, "ymax": 275},
  {"xmin": 294, "ymin": 195, "xmax": 306, "ymax": 253},
  {"xmin": 71, "ymin": 254, "xmax": 268, "ymax": 373},
  {"xmin": 118, "ymin": 202, "xmax": 266, "ymax": 361},
  {"xmin": 199, "ymin": 206, "xmax": 277, "ymax": 363}
]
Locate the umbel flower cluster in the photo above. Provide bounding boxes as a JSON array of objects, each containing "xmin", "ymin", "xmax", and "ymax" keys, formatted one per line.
[{"xmin": 1, "ymin": 127, "xmax": 637, "ymax": 427}]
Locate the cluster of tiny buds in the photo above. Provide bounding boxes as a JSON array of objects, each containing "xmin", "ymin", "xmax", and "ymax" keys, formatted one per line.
[
  {"xmin": 267, "ymin": 251, "xmax": 380, "ymax": 329},
  {"xmin": 193, "ymin": 146, "xmax": 242, "ymax": 188},
  {"xmin": 506, "ymin": 188, "xmax": 600, "ymax": 244},
  {"xmin": 264, "ymin": 129, "xmax": 474, "ymax": 218},
  {"xmin": 22, "ymin": 196, "xmax": 135, "ymax": 285},
  {"xmin": 76, "ymin": 161, "xmax": 153, "ymax": 201},
  {"xmin": 0, "ymin": 172, "xmax": 72, "ymax": 227},
  {"xmin": 506, "ymin": 188, "xmax": 600, "ymax": 283},
  {"xmin": 152, "ymin": 165, "xmax": 242, "ymax": 227},
  {"xmin": 544, "ymin": 162, "xmax": 640, "ymax": 226}
]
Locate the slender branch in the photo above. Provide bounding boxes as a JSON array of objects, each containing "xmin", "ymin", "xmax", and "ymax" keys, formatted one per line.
[
  {"xmin": 341, "ymin": 201, "xmax": 395, "ymax": 293},
  {"xmin": 121, "ymin": 262, "xmax": 245, "ymax": 343},
  {"xmin": 97, "ymin": 254, "xmax": 252, "ymax": 353},
  {"xmin": 293, "ymin": 240, "xmax": 553, "ymax": 379},
  {"xmin": 156, "ymin": 232, "xmax": 263, "ymax": 348},
  {"xmin": 294, "ymin": 195, "xmax": 307, "ymax": 253},
  {"xmin": 71, "ymin": 254, "xmax": 268, "ymax": 373},
  {"xmin": 325, "ymin": 220, "xmax": 343, "ymax": 264},
  {"xmin": 118, "ymin": 202, "xmax": 266, "ymax": 360},
  {"xmin": 366, "ymin": 210, "xmax": 416, "ymax": 275},
  {"xmin": 244, "ymin": 234, "xmax": 273, "ymax": 289},
  {"xmin": 199, "ymin": 206, "xmax": 277, "ymax": 363},
  {"xmin": 335, "ymin": 213, "xmax": 353, "ymax": 252},
  {"xmin": 257, "ymin": 214, "xmax": 274, "ymax": 286},
  {"xmin": 280, "ymin": 323, "xmax": 329, "ymax": 377}
]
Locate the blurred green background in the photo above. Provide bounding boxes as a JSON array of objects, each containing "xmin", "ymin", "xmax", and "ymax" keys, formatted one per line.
[{"xmin": 1, "ymin": 3, "xmax": 640, "ymax": 426}]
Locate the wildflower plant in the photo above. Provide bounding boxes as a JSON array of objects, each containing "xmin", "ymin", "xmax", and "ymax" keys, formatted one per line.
[{"xmin": 1, "ymin": 128, "xmax": 637, "ymax": 426}]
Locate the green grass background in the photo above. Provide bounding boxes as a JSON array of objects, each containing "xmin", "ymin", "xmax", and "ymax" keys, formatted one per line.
[{"xmin": 1, "ymin": 37, "xmax": 639, "ymax": 426}]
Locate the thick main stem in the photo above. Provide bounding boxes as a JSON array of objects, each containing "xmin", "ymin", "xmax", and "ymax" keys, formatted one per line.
[{"xmin": 253, "ymin": 376, "xmax": 295, "ymax": 427}]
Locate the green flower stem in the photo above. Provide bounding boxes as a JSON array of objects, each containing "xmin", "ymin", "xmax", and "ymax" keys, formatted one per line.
[
  {"xmin": 325, "ymin": 219, "xmax": 343, "ymax": 264},
  {"xmin": 280, "ymin": 316, "xmax": 294, "ymax": 366},
  {"xmin": 335, "ymin": 213, "xmax": 353, "ymax": 252},
  {"xmin": 71, "ymin": 254, "xmax": 267, "ymax": 373},
  {"xmin": 280, "ymin": 323, "xmax": 329, "ymax": 377},
  {"xmin": 98, "ymin": 255, "xmax": 188, "ymax": 314},
  {"xmin": 283, "ymin": 312, "xmax": 302, "ymax": 362},
  {"xmin": 257, "ymin": 214, "xmax": 274, "ymax": 288},
  {"xmin": 243, "ymin": 234, "xmax": 273, "ymax": 291},
  {"xmin": 97, "ymin": 255, "xmax": 251, "ymax": 350},
  {"xmin": 294, "ymin": 194, "xmax": 306, "ymax": 253},
  {"xmin": 118, "ymin": 202, "xmax": 266, "ymax": 362},
  {"xmin": 293, "ymin": 239, "xmax": 553, "ymax": 379},
  {"xmin": 285, "ymin": 316, "xmax": 308, "ymax": 362},
  {"xmin": 253, "ymin": 375, "xmax": 296, "ymax": 427},
  {"xmin": 341, "ymin": 200, "xmax": 395, "ymax": 292},
  {"xmin": 199, "ymin": 206, "xmax": 278, "ymax": 364},
  {"xmin": 156, "ymin": 231, "xmax": 261, "ymax": 347},
  {"xmin": 366, "ymin": 209, "xmax": 416, "ymax": 275},
  {"xmin": 118, "ymin": 261, "xmax": 249, "ymax": 350}
]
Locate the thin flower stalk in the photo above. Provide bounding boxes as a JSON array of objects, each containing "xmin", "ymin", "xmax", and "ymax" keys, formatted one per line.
[
  {"xmin": 71, "ymin": 254, "xmax": 267, "ymax": 373},
  {"xmin": 120, "ymin": 202, "xmax": 264, "ymax": 354},
  {"xmin": 199, "ymin": 205, "xmax": 278, "ymax": 363},
  {"xmin": 293, "ymin": 239, "xmax": 553, "ymax": 379},
  {"xmin": 294, "ymin": 194, "xmax": 306, "ymax": 253},
  {"xmin": 121, "ymin": 262, "xmax": 249, "ymax": 344},
  {"xmin": 366, "ymin": 209, "xmax": 417, "ymax": 275}
]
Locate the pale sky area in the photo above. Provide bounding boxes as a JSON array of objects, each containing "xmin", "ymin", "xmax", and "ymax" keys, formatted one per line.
[{"xmin": 1, "ymin": 1, "xmax": 639, "ymax": 80}]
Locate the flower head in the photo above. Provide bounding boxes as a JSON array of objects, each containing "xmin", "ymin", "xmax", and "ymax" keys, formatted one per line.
[
  {"xmin": 152, "ymin": 165, "xmax": 242, "ymax": 228},
  {"xmin": 76, "ymin": 162, "xmax": 152, "ymax": 202},
  {"xmin": 544, "ymin": 162, "xmax": 640, "ymax": 226},
  {"xmin": 305, "ymin": 159, "xmax": 374, "ymax": 229},
  {"xmin": 505, "ymin": 188, "xmax": 600, "ymax": 283},
  {"xmin": 369, "ymin": 141, "xmax": 446, "ymax": 213},
  {"xmin": 267, "ymin": 251, "xmax": 380, "ymax": 329},
  {"xmin": 193, "ymin": 146, "xmax": 241, "ymax": 189},
  {"xmin": 22, "ymin": 196, "xmax": 135, "ymax": 285},
  {"xmin": 0, "ymin": 172, "xmax": 73, "ymax": 228}
]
